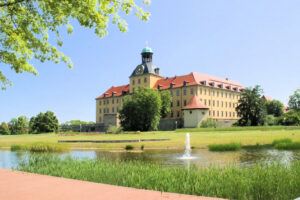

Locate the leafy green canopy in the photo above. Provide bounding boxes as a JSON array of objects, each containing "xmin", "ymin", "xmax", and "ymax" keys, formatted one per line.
[
  {"xmin": 119, "ymin": 87, "xmax": 171, "ymax": 131},
  {"xmin": 0, "ymin": 121, "xmax": 10, "ymax": 135},
  {"xmin": 266, "ymin": 100, "xmax": 284, "ymax": 117},
  {"xmin": 8, "ymin": 116, "xmax": 29, "ymax": 134},
  {"xmin": 236, "ymin": 85, "xmax": 266, "ymax": 126},
  {"xmin": 29, "ymin": 111, "xmax": 59, "ymax": 133},
  {"xmin": 0, "ymin": 0, "xmax": 150, "ymax": 89},
  {"xmin": 289, "ymin": 88, "xmax": 300, "ymax": 111}
]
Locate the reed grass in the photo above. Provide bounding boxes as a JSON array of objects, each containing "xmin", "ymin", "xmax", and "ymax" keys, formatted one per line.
[
  {"xmin": 125, "ymin": 144, "xmax": 134, "ymax": 150},
  {"xmin": 272, "ymin": 138, "xmax": 293, "ymax": 146},
  {"xmin": 272, "ymin": 138, "xmax": 300, "ymax": 150},
  {"xmin": 208, "ymin": 142, "xmax": 242, "ymax": 151},
  {"xmin": 10, "ymin": 143, "xmax": 70, "ymax": 153},
  {"xmin": 18, "ymin": 155, "xmax": 300, "ymax": 200}
]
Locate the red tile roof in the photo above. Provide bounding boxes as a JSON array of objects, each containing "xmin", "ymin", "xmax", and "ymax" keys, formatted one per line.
[
  {"xmin": 262, "ymin": 95, "xmax": 272, "ymax": 101},
  {"xmin": 96, "ymin": 84, "xmax": 129, "ymax": 99},
  {"xmin": 153, "ymin": 72, "xmax": 243, "ymax": 91},
  {"xmin": 182, "ymin": 95, "xmax": 209, "ymax": 110}
]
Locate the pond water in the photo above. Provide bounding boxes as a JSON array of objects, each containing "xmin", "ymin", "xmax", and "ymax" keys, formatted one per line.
[{"xmin": 1, "ymin": 148, "xmax": 300, "ymax": 169}]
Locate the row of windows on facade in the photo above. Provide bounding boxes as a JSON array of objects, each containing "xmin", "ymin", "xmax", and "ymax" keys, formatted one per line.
[
  {"xmin": 170, "ymin": 88, "xmax": 239, "ymax": 99},
  {"xmin": 99, "ymin": 98, "xmax": 123, "ymax": 105},
  {"xmin": 132, "ymin": 77, "xmax": 147, "ymax": 85},
  {"xmin": 99, "ymin": 107, "xmax": 119, "ymax": 114},
  {"xmin": 169, "ymin": 110, "xmax": 237, "ymax": 118},
  {"xmin": 171, "ymin": 99, "xmax": 238, "ymax": 108}
]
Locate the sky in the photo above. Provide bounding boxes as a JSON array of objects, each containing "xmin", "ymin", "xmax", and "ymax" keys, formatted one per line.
[{"xmin": 1, "ymin": 0, "xmax": 300, "ymax": 123}]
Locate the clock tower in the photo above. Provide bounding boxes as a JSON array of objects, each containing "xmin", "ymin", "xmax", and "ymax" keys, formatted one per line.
[{"xmin": 129, "ymin": 46, "xmax": 163, "ymax": 93}]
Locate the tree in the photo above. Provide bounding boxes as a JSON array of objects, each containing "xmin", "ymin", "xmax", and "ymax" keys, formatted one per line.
[
  {"xmin": 266, "ymin": 100, "xmax": 284, "ymax": 117},
  {"xmin": 236, "ymin": 85, "xmax": 266, "ymax": 126},
  {"xmin": 119, "ymin": 87, "xmax": 162, "ymax": 131},
  {"xmin": 30, "ymin": 111, "xmax": 59, "ymax": 133},
  {"xmin": 63, "ymin": 120, "xmax": 95, "ymax": 126},
  {"xmin": 160, "ymin": 90, "xmax": 172, "ymax": 118},
  {"xmin": 0, "ymin": 122, "xmax": 10, "ymax": 135},
  {"xmin": 288, "ymin": 88, "xmax": 300, "ymax": 111},
  {"xmin": 9, "ymin": 116, "xmax": 28, "ymax": 134},
  {"xmin": 0, "ymin": 0, "xmax": 150, "ymax": 89}
]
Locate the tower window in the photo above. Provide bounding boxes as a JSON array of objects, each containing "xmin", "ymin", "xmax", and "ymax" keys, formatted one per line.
[
  {"xmin": 132, "ymin": 80, "xmax": 135, "ymax": 85},
  {"xmin": 99, "ymin": 109, "xmax": 102, "ymax": 113},
  {"xmin": 138, "ymin": 79, "xmax": 141, "ymax": 84},
  {"xmin": 99, "ymin": 117, "xmax": 102, "ymax": 122},
  {"xmin": 144, "ymin": 77, "xmax": 147, "ymax": 83}
]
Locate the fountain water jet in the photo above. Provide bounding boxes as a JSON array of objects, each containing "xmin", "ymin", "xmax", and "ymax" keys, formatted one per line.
[{"xmin": 179, "ymin": 133, "xmax": 196, "ymax": 160}]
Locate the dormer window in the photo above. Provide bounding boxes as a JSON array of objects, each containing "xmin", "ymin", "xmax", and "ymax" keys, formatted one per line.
[
  {"xmin": 183, "ymin": 81, "xmax": 189, "ymax": 86},
  {"xmin": 158, "ymin": 85, "xmax": 162, "ymax": 90},
  {"xmin": 122, "ymin": 90, "xmax": 127, "ymax": 95},
  {"xmin": 112, "ymin": 92, "xmax": 115, "ymax": 97},
  {"xmin": 104, "ymin": 93, "xmax": 107, "ymax": 98},
  {"xmin": 201, "ymin": 81, "xmax": 207, "ymax": 85},
  {"xmin": 170, "ymin": 83, "xmax": 175, "ymax": 88}
]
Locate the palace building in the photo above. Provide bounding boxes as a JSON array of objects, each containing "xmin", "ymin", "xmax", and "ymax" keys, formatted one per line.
[{"xmin": 96, "ymin": 47, "xmax": 244, "ymax": 128}]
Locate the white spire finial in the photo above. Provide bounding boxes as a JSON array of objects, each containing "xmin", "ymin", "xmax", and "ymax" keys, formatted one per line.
[{"xmin": 145, "ymin": 41, "xmax": 148, "ymax": 47}]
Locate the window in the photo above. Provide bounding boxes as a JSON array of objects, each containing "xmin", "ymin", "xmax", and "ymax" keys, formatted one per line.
[
  {"xmin": 138, "ymin": 79, "xmax": 141, "ymax": 84},
  {"xmin": 177, "ymin": 100, "xmax": 180, "ymax": 107},
  {"xmin": 213, "ymin": 111, "xmax": 215, "ymax": 116},
  {"xmin": 171, "ymin": 111, "xmax": 174, "ymax": 118},
  {"xmin": 183, "ymin": 89, "xmax": 186, "ymax": 95},
  {"xmin": 132, "ymin": 88, "xmax": 135, "ymax": 93},
  {"xmin": 112, "ymin": 107, "xmax": 115, "ymax": 113},
  {"xmin": 99, "ymin": 117, "xmax": 102, "ymax": 122},
  {"xmin": 217, "ymin": 91, "xmax": 219, "ymax": 97},
  {"xmin": 190, "ymin": 88, "xmax": 194, "ymax": 94},
  {"xmin": 144, "ymin": 77, "xmax": 147, "ymax": 83},
  {"xmin": 190, "ymin": 110, "xmax": 193, "ymax": 114},
  {"xmin": 176, "ymin": 90, "xmax": 180, "ymax": 96},
  {"xmin": 213, "ymin": 100, "xmax": 215, "ymax": 107},
  {"xmin": 233, "ymin": 112, "xmax": 235, "ymax": 117},
  {"xmin": 184, "ymin": 100, "xmax": 187, "ymax": 106},
  {"xmin": 200, "ymin": 88, "xmax": 202, "ymax": 94},
  {"xmin": 99, "ymin": 101, "xmax": 101, "ymax": 105},
  {"xmin": 225, "ymin": 93, "xmax": 228, "ymax": 98},
  {"xmin": 222, "ymin": 111, "xmax": 223, "ymax": 117},
  {"xmin": 209, "ymin": 100, "xmax": 211, "ymax": 106},
  {"xmin": 204, "ymin": 99, "xmax": 207, "ymax": 105},
  {"xmin": 177, "ymin": 111, "xmax": 180, "ymax": 117},
  {"xmin": 112, "ymin": 99, "xmax": 114, "ymax": 104},
  {"xmin": 104, "ymin": 100, "xmax": 106, "ymax": 105},
  {"xmin": 170, "ymin": 91, "xmax": 173, "ymax": 97},
  {"xmin": 217, "ymin": 101, "xmax": 219, "ymax": 107},
  {"xmin": 209, "ymin": 111, "xmax": 211, "ymax": 116},
  {"xmin": 107, "ymin": 108, "xmax": 109, "ymax": 113},
  {"xmin": 99, "ymin": 109, "xmax": 102, "ymax": 113},
  {"xmin": 107, "ymin": 99, "xmax": 109, "ymax": 104},
  {"xmin": 229, "ymin": 112, "xmax": 231, "ymax": 117},
  {"xmin": 132, "ymin": 80, "xmax": 135, "ymax": 85},
  {"xmin": 217, "ymin": 111, "xmax": 219, "ymax": 117},
  {"xmin": 117, "ymin": 99, "xmax": 119, "ymax": 103},
  {"xmin": 117, "ymin": 107, "xmax": 119, "ymax": 112},
  {"xmin": 226, "ymin": 102, "xmax": 228, "ymax": 107},
  {"xmin": 229, "ymin": 102, "xmax": 231, "ymax": 107},
  {"xmin": 213, "ymin": 91, "xmax": 215, "ymax": 96},
  {"xmin": 209, "ymin": 90, "xmax": 211, "ymax": 96},
  {"xmin": 204, "ymin": 89, "xmax": 206, "ymax": 95},
  {"xmin": 226, "ymin": 111, "xmax": 228, "ymax": 117},
  {"xmin": 221, "ymin": 92, "xmax": 223, "ymax": 97},
  {"xmin": 171, "ymin": 102, "xmax": 173, "ymax": 107}
]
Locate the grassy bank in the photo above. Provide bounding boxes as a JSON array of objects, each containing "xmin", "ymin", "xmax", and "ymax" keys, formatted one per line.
[
  {"xmin": 18, "ymin": 155, "xmax": 300, "ymax": 200},
  {"xmin": 1, "ymin": 127, "xmax": 300, "ymax": 149},
  {"xmin": 208, "ymin": 142, "xmax": 242, "ymax": 151}
]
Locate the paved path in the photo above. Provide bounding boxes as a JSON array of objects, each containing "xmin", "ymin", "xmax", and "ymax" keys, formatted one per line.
[{"xmin": 0, "ymin": 169, "xmax": 225, "ymax": 200}]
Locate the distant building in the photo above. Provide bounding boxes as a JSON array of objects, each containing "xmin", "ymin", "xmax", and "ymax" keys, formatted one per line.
[
  {"xmin": 96, "ymin": 47, "xmax": 244, "ymax": 128},
  {"xmin": 262, "ymin": 95, "xmax": 272, "ymax": 101}
]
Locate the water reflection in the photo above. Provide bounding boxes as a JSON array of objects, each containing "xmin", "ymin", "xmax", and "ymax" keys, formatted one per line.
[{"xmin": 0, "ymin": 148, "xmax": 300, "ymax": 170}]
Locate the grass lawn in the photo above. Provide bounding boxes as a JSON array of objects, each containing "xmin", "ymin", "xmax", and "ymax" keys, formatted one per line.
[{"xmin": 1, "ymin": 127, "xmax": 300, "ymax": 149}]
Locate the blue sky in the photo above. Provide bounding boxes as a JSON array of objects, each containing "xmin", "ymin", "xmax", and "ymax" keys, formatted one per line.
[{"xmin": 1, "ymin": 0, "xmax": 300, "ymax": 123}]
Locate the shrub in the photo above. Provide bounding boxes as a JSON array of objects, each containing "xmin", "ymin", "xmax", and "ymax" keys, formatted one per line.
[
  {"xmin": 208, "ymin": 143, "xmax": 242, "ymax": 151},
  {"xmin": 0, "ymin": 122, "xmax": 10, "ymax": 135},
  {"xmin": 275, "ymin": 142, "xmax": 300, "ymax": 150},
  {"xmin": 264, "ymin": 115, "xmax": 277, "ymax": 126},
  {"xmin": 140, "ymin": 144, "xmax": 144, "ymax": 150},
  {"xmin": 200, "ymin": 118, "xmax": 217, "ymax": 128},
  {"xmin": 125, "ymin": 145, "xmax": 134, "ymax": 150},
  {"xmin": 106, "ymin": 125, "xmax": 122, "ymax": 134},
  {"xmin": 277, "ymin": 111, "xmax": 300, "ymax": 126},
  {"xmin": 136, "ymin": 131, "xmax": 141, "ymax": 134}
]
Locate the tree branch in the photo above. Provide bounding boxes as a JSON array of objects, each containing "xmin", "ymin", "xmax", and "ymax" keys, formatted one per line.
[{"xmin": 0, "ymin": 0, "xmax": 27, "ymax": 7}]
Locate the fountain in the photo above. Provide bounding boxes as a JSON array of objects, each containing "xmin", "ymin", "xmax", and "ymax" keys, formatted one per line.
[{"xmin": 179, "ymin": 133, "xmax": 195, "ymax": 159}]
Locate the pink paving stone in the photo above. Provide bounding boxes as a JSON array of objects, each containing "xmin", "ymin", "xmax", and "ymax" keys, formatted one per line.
[{"xmin": 0, "ymin": 169, "xmax": 226, "ymax": 200}]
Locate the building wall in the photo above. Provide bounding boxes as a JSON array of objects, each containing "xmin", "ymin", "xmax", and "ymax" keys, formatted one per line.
[
  {"xmin": 129, "ymin": 74, "xmax": 163, "ymax": 93},
  {"xmin": 183, "ymin": 109, "xmax": 209, "ymax": 128},
  {"xmin": 96, "ymin": 96, "xmax": 124, "ymax": 123}
]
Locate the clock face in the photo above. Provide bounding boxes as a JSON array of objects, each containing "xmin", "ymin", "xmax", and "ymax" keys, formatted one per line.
[{"xmin": 136, "ymin": 66, "xmax": 144, "ymax": 75}]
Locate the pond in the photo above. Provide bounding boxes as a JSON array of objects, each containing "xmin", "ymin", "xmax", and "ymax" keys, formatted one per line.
[{"xmin": 1, "ymin": 148, "xmax": 300, "ymax": 169}]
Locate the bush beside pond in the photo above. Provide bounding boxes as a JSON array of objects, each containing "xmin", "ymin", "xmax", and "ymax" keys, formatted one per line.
[
  {"xmin": 18, "ymin": 155, "xmax": 300, "ymax": 200},
  {"xmin": 272, "ymin": 138, "xmax": 300, "ymax": 150}
]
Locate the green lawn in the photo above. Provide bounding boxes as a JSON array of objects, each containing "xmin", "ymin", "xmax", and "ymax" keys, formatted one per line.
[{"xmin": 1, "ymin": 127, "xmax": 300, "ymax": 149}]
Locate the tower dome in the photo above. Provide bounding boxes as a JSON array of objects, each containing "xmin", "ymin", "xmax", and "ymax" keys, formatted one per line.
[{"xmin": 141, "ymin": 46, "xmax": 153, "ymax": 53}]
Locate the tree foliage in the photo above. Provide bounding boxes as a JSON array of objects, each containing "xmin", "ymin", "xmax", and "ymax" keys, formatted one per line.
[
  {"xmin": 236, "ymin": 85, "xmax": 266, "ymax": 126},
  {"xmin": 160, "ymin": 90, "xmax": 172, "ymax": 118},
  {"xmin": 288, "ymin": 88, "xmax": 300, "ymax": 111},
  {"xmin": 0, "ymin": 122, "xmax": 10, "ymax": 135},
  {"xmin": 277, "ymin": 110, "xmax": 300, "ymax": 126},
  {"xmin": 119, "ymin": 87, "xmax": 162, "ymax": 131},
  {"xmin": 8, "ymin": 116, "xmax": 28, "ymax": 134},
  {"xmin": 266, "ymin": 100, "xmax": 284, "ymax": 117},
  {"xmin": 29, "ymin": 111, "xmax": 59, "ymax": 133},
  {"xmin": 62, "ymin": 120, "xmax": 95, "ymax": 126},
  {"xmin": 0, "ymin": 0, "xmax": 150, "ymax": 89}
]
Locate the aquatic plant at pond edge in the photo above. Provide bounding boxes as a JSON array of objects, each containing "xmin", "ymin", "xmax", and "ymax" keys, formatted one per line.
[
  {"xmin": 208, "ymin": 143, "xmax": 242, "ymax": 151},
  {"xmin": 10, "ymin": 143, "xmax": 70, "ymax": 153},
  {"xmin": 17, "ymin": 155, "xmax": 300, "ymax": 200},
  {"xmin": 272, "ymin": 138, "xmax": 300, "ymax": 150},
  {"xmin": 125, "ymin": 145, "xmax": 134, "ymax": 150}
]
